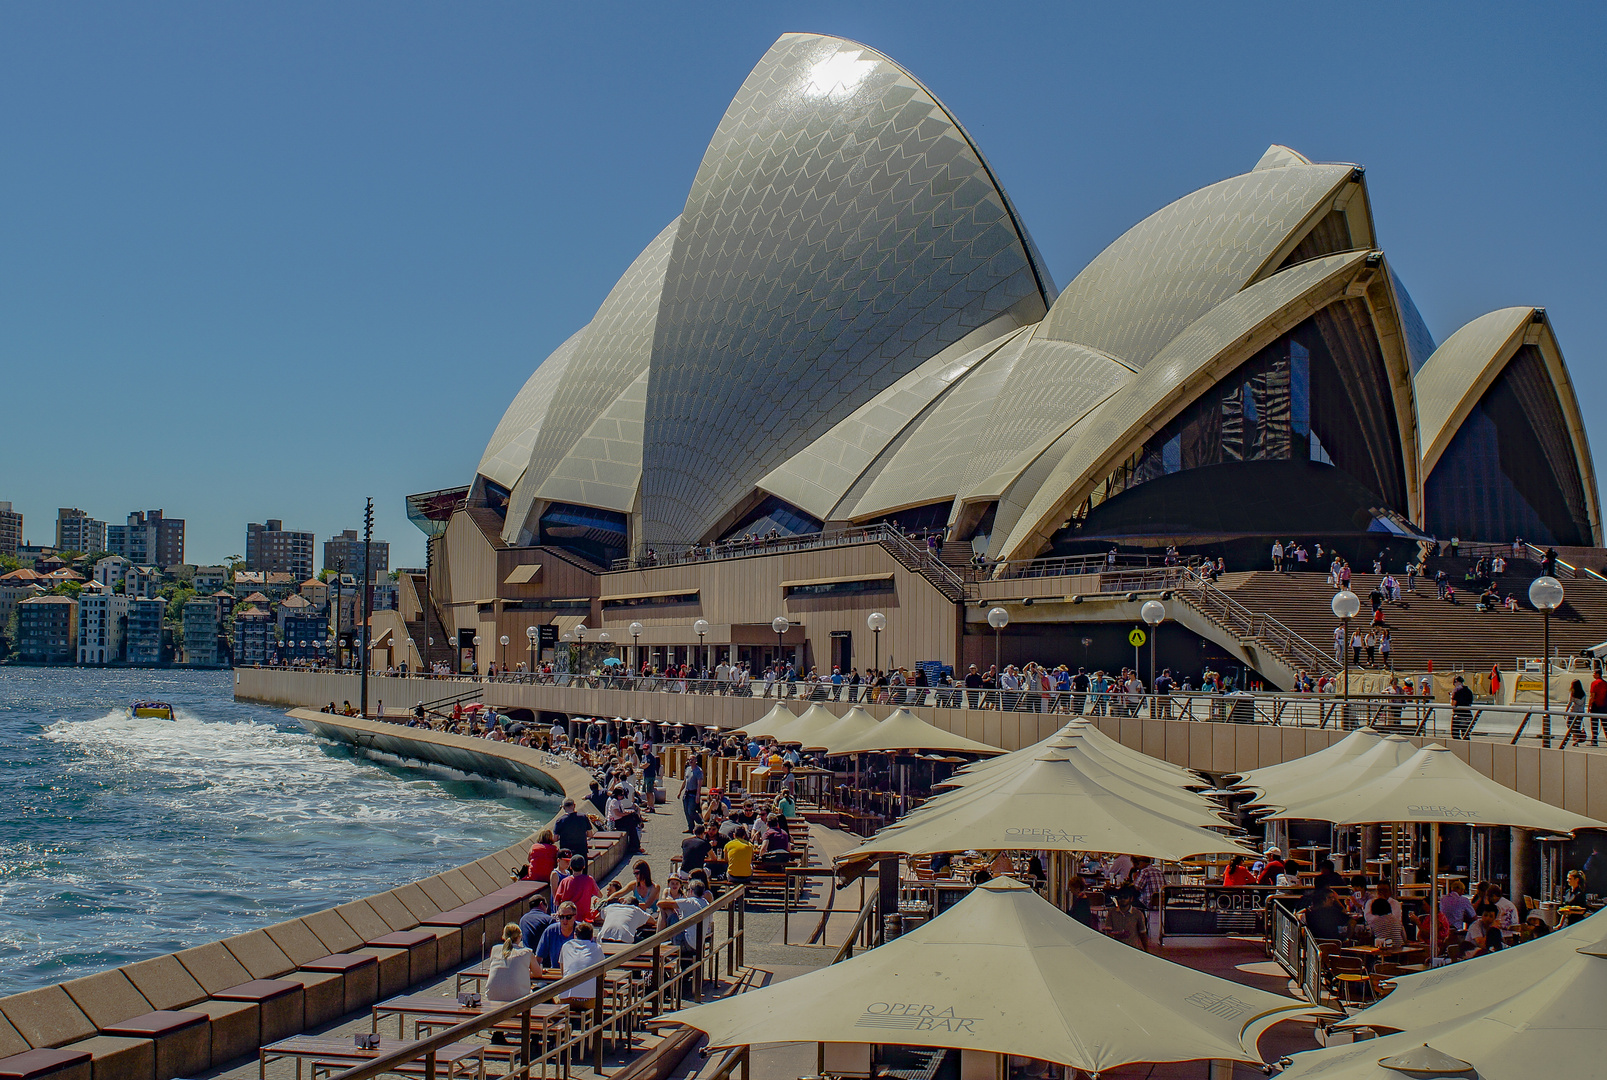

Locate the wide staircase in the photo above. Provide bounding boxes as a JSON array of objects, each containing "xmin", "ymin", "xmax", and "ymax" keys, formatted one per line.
[{"xmin": 1213, "ymin": 566, "xmax": 1607, "ymax": 673}]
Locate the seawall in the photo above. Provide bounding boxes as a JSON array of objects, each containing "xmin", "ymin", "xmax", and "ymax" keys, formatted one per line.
[{"xmin": 0, "ymin": 709, "xmax": 625, "ymax": 1080}]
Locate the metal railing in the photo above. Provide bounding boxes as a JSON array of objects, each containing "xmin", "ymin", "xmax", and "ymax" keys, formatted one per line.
[
  {"xmin": 831, "ymin": 891, "xmax": 884, "ymax": 964},
  {"xmin": 985, "ymin": 551, "xmax": 1173, "ymax": 580},
  {"xmin": 611, "ymin": 523, "xmax": 922, "ymax": 572},
  {"xmin": 1175, "ymin": 567, "xmax": 1337, "ymax": 676},
  {"xmin": 325, "ymin": 885, "xmax": 747, "ymax": 1080}
]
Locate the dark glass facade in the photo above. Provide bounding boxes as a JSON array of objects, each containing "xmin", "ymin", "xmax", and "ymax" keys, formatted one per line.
[
  {"xmin": 1070, "ymin": 299, "xmax": 1410, "ymax": 541},
  {"xmin": 720, "ymin": 495, "xmax": 822, "ymax": 541},
  {"xmin": 1424, "ymin": 345, "xmax": 1592, "ymax": 546},
  {"xmin": 539, "ymin": 502, "xmax": 628, "ymax": 567}
]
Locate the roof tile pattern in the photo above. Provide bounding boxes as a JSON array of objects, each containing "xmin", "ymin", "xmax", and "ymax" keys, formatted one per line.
[
  {"xmin": 534, "ymin": 369, "xmax": 650, "ymax": 514},
  {"xmin": 476, "ymin": 328, "xmax": 586, "ymax": 491},
  {"xmin": 515, "ymin": 220, "xmax": 678, "ymax": 509},
  {"xmin": 640, "ymin": 33, "xmax": 1053, "ymax": 545},
  {"xmin": 1039, "ymin": 165, "xmax": 1352, "ymax": 368}
]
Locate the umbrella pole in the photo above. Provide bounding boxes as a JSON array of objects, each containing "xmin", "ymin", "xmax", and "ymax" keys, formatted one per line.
[{"xmin": 1430, "ymin": 822, "xmax": 1439, "ymax": 961}]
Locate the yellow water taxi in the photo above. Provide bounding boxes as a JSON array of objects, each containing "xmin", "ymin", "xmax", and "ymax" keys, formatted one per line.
[{"xmin": 131, "ymin": 701, "xmax": 175, "ymax": 720}]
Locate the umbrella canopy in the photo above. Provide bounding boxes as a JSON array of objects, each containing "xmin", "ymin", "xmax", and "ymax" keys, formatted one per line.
[
  {"xmin": 732, "ymin": 702, "xmax": 795, "ymax": 739},
  {"xmin": 1277, "ymin": 923, "xmax": 1607, "ymax": 1080},
  {"xmin": 904, "ymin": 742, "xmax": 1234, "ymax": 832},
  {"xmin": 803, "ymin": 705, "xmax": 881, "ymax": 753},
  {"xmin": 1262, "ymin": 743, "xmax": 1607, "ymax": 832},
  {"xmin": 837, "ymin": 749, "xmax": 1254, "ymax": 875},
  {"xmin": 1241, "ymin": 733, "xmax": 1420, "ymax": 812},
  {"xmin": 658, "ymin": 877, "xmax": 1325, "ymax": 1075},
  {"xmin": 940, "ymin": 728, "xmax": 1210, "ymax": 808},
  {"xmin": 1339, "ymin": 907, "xmax": 1607, "ymax": 1033},
  {"xmin": 769, "ymin": 703, "xmax": 841, "ymax": 746},
  {"xmin": 1229, "ymin": 727, "xmax": 1385, "ymax": 794},
  {"xmin": 944, "ymin": 720, "xmax": 1199, "ymax": 788},
  {"xmin": 828, "ymin": 707, "xmax": 1005, "ymax": 756}
]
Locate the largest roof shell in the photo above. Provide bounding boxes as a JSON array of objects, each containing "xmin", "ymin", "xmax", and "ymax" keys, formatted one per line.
[{"xmin": 638, "ymin": 33, "xmax": 1057, "ymax": 547}]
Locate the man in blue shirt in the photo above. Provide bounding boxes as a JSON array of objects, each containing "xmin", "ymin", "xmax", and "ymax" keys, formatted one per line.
[
  {"xmin": 830, "ymin": 666, "xmax": 844, "ymax": 700},
  {"xmin": 518, "ymin": 895, "xmax": 553, "ymax": 950},
  {"xmin": 535, "ymin": 901, "xmax": 580, "ymax": 968}
]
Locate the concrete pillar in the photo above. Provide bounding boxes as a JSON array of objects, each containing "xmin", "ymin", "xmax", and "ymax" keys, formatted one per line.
[{"xmin": 1510, "ymin": 827, "xmax": 1535, "ymax": 904}]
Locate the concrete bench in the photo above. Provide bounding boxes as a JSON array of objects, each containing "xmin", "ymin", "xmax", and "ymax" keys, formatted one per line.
[
  {"xmin": 98, "ymin": 1013, "xmax": 208, "ymax": 1080},
  {"xmin": 295, "ymin": 954, "xmax": 378, "ymax": 1017},
  {"xmin": 211, "ymin": 982, "xmax": 303, "ymax": 1048},
  {"xmin": 0, "ymin": 1049, "xmax": 92, "ymax": 1080}
]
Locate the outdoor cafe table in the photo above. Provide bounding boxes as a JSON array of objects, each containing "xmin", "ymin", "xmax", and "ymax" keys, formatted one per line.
[
  {"xmin": 259, "ymin": 1036, "xmax": 484, "ymax": 1080},
  {"xmin": 372, "ymin": 994, "xmax": 569, "ymax": 1040}
]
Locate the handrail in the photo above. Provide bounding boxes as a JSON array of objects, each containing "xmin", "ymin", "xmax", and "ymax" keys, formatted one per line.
[
  {"xmin": 420, "ymin": 687, "xmax": 483, "ymax": 711},
  {"xmin": 325, "ymin": 884, "xmax": 747, "ymax": 1080},
  {"xmin": 1176, "ymin": 567, "xmax": 1336, "ymax": 676},
  {"xmin": 830, "ymin": 891, "xmax": 882, "ymax": 964}
]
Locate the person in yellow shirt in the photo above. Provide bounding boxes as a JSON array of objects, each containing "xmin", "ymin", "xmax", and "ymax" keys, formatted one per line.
[{"xmin": 724, "ymin": 826, "xmax": 756, "ymax": 889}]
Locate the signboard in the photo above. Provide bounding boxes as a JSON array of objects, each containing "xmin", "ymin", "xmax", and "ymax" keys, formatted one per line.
[
  {"xmin": 1160, "ymin": 885, "xmax": 1273, "ymax": 936},
  {"xmin": 538, "ymin": 625, "xmax": 558, "ymax": 647},
  {"xmin": 1128, "ymin": 627, "xmax": 1146, "ymax": 647}
]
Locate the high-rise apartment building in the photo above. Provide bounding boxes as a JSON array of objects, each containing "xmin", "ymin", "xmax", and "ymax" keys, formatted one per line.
[
  {"xmin": 0, "ymin": 503, "xmax": 22, "ymax": 559},
  {"xmin": 107, "ymin": 510, "xmax": 185, "ymax": 568},
  {"xmin": 77, "ymin": 583, "xmax": 129, "ymax": 665},
  {"xmin": 233, "ymin": 605, "xmax": 273, "ymax": 666},
  {"xmin": 57, "ymin": 509, "xmax": 108, "ymax": 554},
  {"xmin": 18, "ymin": 594, "xmax": 75, "ymax": 663},
  {"xmin": 246, "ymin": 520, "xmax": 315, "ymax": 581},
  {"xmin": 182, "ymin": 597, "xmax": 222, "ymax": 665},
  {"xmin": 125, "ymin": 597, "xmax": 166, "ymax": 665},
  {"xmin": 323, "ymin": 529, "xmax": 389, "ymax": 579}
]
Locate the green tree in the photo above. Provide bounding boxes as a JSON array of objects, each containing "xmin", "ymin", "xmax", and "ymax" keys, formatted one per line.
[
  {"xmin": 0, "ymin": 553, "xmax": 23, "ymax": 575},
  {"xmin": 52, "ymin": 581, "xmax": 82, "ymax": 598}
]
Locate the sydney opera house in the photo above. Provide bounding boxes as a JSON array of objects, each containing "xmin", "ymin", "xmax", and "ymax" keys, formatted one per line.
[{"xmin": 402, "ymin": 33, "xmax": 1599, "ymax": 684}]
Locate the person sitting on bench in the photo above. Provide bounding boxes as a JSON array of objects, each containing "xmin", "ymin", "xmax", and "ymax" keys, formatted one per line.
[{"xmin": 757, "ymin": 813, "xmax": 794, "ymax": 870}]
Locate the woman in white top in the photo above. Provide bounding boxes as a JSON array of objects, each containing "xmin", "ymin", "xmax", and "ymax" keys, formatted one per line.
[{"xmin": 484, "ymin": 923, "xmax": 538, "ymax": 1002}]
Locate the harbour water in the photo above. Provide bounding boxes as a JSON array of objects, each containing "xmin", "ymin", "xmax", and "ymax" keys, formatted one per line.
[{"xmin": 0, "ymin": 667, "xmax": 554, "ymax": 994}]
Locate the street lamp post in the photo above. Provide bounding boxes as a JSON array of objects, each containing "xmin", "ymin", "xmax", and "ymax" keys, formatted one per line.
[
  {"xmin": 1331, "ymin": 589, "xmax": 1360, "ymax": 704},
  {"xmin": 1140, "ymin": 600, "xmax": 1166, "ymax": 691},
  {"xmin": 629, "ymin": 621, "xmax": 644, "ymax": 673},
  {"xmin": 693, "ymin": 619, "xmax": 710, "ymax": 675},
  {"xmin": 472, "ymin": 634, "xmax": 482, "ymax": 677},
  {"xmin": 574, "ymin": 623, "xmax": 587, "ymax": 670},
  {"xmin": 1529, "ymin": 575, "xmax": 1565, "ymax": 745},
  {"xmin": 987, "ymin": 606, "xmax": 1009, "ymax": 679},
  {"xmin": 526, "ymin": 625, "xmax": 538, "ymax": 676},
  {"xmin": 867, "ymin": 611, "xmax": 886, "ymax": 673},
  {"xmin": 772, "ymin": 616, "xmax": 790, "ymax": 670}
]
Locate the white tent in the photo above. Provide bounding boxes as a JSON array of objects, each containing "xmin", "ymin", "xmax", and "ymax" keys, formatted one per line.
[
  {"xmin": 828, "ymin": 707, "xmax": 1003, "ymax": 756},
  {"xmin": 659, "ymin": 877, "xmax": 1327, "ymax": 1076},
  {"xmin": 733, "ymin": 701, "xmax": 796, "ymax": 739}
]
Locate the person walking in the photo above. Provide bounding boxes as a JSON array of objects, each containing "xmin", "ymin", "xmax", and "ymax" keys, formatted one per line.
[
  {"xmin": 1451, "ymin": 675, "xmax": 1475, "ymax": 739},
  {"xmin": 1379, "ymin": 629, "xmax": 1392, "ymax": 671},
  {"xmin": 680, "ymin": 756, "xmax": 704, "ymax": 833},
  {"xmin": 1271, "ymin": 539, "xmax": 1284, "ymax": 573},
  {"xmin": 1589, "ymin": 666, "xmax": 1607, "ymax": 747}
]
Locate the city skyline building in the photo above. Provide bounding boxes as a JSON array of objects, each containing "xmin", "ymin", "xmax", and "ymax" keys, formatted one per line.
[
  {"xmin": 76, "ymin": 583, "xmax": 129, "ymax": 665},
  {"xmin": 246, "ymin": 519, "xmax": 315, "ymax": 581},
  {"xmin": 56, "ymin": 509, "xmax": 107, "ymax": 555},
  {"xmin": 182, "ymin": 597, "xmax": 223, "ymax": 666},
  {"xmin": 17, "ymin": 594, "xmax": 75, "ymax": 664},
  {"xmin": 323, "ymin": 528, "xmax": 388, "ymax": 580},
  {"xmin": 0, "ymin": 504, "xmax": 22, "ymax": 560},
  {"xmin": 105, "ymin": 510, "xmax": 185, "ymax": 569},
  {"xmin": 125, "ymin": 596, "xmax": 166, "ymax": 665}
]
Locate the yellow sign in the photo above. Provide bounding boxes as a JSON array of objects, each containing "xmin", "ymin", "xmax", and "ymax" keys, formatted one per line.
[{"xmin": 1128, "ymin": 627, "xmax": 1146, "ymax": 647}]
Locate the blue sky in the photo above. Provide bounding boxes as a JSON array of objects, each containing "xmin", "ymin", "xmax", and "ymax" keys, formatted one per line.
[{"xmin": 2, "ymin": 3, "xmax": 1603, "ymax": 566}]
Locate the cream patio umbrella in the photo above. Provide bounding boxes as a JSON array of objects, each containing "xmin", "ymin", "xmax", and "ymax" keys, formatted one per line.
[
  {"xmin": 802, "ymin": 705, "xmax": 881, "ymax": 754},
  {"xmin": 901, "ymin": 741, "xmax": 1235, "ymax": 833},
  {"xmin": 731, "ymin": 701, "xmax": 796, "ymax": 739},
  {"xmin": 658, "ymin": 877, "xmax": 1327, "ymax": 1077},
  {"xmin": 836, "ymin": 748, "xmax": 1254, "ymax": 879},
  {"xmin": 1240, "ymin": 732, "xmax": 1421, "ymax": 811},
  {"xmin": 1337, "ymin": 906, "xmax": 1607, "ymax": 1033},
  {"xmin": 769, "ymin": 702, "xmax": 841, "ymax": 746},
  {"xmin": 1275, "ymin": 921, "xmax": 1607, "ymax": 1080},
  {"xmin": 1263, "ymin": 743, "xmax": 1607, "ymax": 956},
  {"xmin": 828, "ymin": 706, "xmax": 1007, "ymax": 756},
  {"xmin": 1229, "ymin": 726, "xmax": 1386, "ymax": 797},
  {"xmin": 942, "ymin": 720, "xmax": 1199, "ymax": 789}
]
